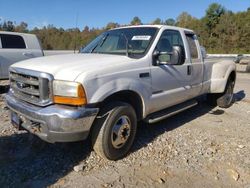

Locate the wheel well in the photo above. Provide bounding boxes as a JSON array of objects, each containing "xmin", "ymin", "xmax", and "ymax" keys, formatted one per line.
[
  {"xmin": 229, "ymin": 71, "xmax": 236, "ymax": 83},
  {"xmin": 99, "ymin": 90, "xmax": 144, "ymax": 121}
]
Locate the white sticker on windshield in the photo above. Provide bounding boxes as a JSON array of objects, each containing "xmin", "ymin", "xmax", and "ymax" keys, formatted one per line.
[{"xmin": 131, "ymin": 35, "xmax": 151, "ymax": 40}]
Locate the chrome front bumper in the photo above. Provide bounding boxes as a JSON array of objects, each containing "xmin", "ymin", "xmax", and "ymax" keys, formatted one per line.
[{"xmin": 5, "ymin": 94, "xmax": 99, "ymax": 143}]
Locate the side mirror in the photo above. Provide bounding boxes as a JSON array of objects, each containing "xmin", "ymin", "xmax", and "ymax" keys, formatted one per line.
[
  {"xmin": 153, "ymin": 45, "xmax": 185, "ymax": 66},
  {"xmin": 153, "ymin": 51, "xmax": 171, "ymax": 65}
]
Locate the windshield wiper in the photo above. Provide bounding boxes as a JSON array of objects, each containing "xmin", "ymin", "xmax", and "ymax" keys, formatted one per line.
[{"xmin": 90, "ymin": 33, "xmax": 109, "ymax": 53}]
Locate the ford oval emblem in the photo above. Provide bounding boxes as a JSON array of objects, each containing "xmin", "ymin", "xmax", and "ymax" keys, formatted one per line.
[{"xmin": 16, "ymin": 82, "xmax": 27, "ymax": 89}]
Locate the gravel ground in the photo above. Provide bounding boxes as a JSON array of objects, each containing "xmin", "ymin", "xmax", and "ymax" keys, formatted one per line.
[{"xmin": 0, "ymin": 73, "xmax": 250, "ymax": 188}]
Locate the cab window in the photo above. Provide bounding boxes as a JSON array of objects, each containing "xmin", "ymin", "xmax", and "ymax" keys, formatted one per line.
[
  {"xmin": 156, "ymin": 30, "xmax": 184, "ymax": 53},
  {"xmin": 0, "ymin": 34, "xmax": 26, "ymax": 49},
  {"xmin": 185, "ymin": 34, "xmax": 198, "ymax": 59}
]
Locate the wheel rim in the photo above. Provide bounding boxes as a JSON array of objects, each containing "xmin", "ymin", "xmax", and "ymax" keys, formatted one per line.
[
  {"xmin": 111, "ymin": 115, "xmax": 131, "ymax": 149},
  {"xmin": 224, "ymin": 82, "xmax": 234, "ymax": 105}
]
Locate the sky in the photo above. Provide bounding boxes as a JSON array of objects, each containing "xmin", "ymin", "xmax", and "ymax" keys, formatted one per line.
[{"xmin": 0, "ymin": 0, "xmax": 249, "ymax": 30}]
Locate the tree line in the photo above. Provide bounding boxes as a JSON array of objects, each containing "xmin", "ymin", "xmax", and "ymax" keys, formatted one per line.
[{"xmin": 0, "ymin": 3, "xmax": 249, "ymax": 53}]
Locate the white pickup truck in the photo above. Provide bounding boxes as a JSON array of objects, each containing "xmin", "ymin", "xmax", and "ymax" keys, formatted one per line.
[
  {"xmin": 6, "ymin": 25, "xmax": 236, "ymax": 160},
  {"xmin": 0, "ymin": 31, "xmax": 43, "ymax": 79}
]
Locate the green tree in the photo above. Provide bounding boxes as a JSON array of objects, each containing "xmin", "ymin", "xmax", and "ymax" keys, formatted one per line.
[
  {"xmin": 83, "ymin": 26, "xmax": 89, "ymax": 32},
  {"xmin": 176, "ymin": 12, "xmax": 196, "ymax": 28},
  {"xmin": 213, "ymin": 12, "xmax": 237, "ymax": 53},
  {"xmin": 204, "ymin": 3, "xmax": 225, "ymax": 34},
  {"xmin": 151, "ymin": 18, "xmax": 162, "ymax": 25},
  {"xmin": 2, "ymin": 21, "xmax": 14, "ymax": 31},
  {"xmin": 105, "ymin": 22, "xmax": 119, "ymax": 30},
  {"xmin": 130, "ymin": 16, "xmax": 142, "ymax": 25},
  {"xmin": 164, "ymin": 18, "xmax": 175, "ymax": 26},
  {"xmin": 15, "ymin": 22, "xmax": 28, "ymax": 33},
  {"xmin": 234, "ymin": 9, "xmax": 250, "ymax": 53}
]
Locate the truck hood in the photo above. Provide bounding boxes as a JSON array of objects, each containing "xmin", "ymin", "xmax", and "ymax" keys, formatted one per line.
[{"xmin": 12, "ymin": 53, "xmax": 134, "ymax": 81}]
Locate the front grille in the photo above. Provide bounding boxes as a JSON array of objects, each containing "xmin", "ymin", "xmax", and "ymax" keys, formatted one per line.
[{"xmin": 9, "ymin": 68, "xmax": 53, "ymax": 106}]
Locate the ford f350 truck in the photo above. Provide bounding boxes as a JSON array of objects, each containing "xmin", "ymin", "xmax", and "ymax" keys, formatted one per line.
[{"xmin": 5, "ymin": 25, "xmax": 236, "ymax": 160}]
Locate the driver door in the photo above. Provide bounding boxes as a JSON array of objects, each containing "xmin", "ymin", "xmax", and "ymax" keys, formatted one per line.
[{"xmin": 149, "ymin": 29, "xmax": 192, "ymax": 113}]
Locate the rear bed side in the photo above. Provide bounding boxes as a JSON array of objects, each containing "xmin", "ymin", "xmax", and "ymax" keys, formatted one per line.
[{"xmin": 203, "ymin": 58, "xmax": 236, "ymax": 94}]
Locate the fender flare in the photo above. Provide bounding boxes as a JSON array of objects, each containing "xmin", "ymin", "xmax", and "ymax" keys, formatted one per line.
[
  {"xmin": 210, "ymin": 62, "xmax": 236, "ymax": 93},
  {"xmin": 88, "ymin": 78, "xmax": 150, "ymax": 118}
]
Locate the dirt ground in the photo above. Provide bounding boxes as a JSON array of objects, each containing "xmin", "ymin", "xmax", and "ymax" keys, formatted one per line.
[{"xmin": 0, "ymin": 72, "xmax": 249, "ymax": 188}]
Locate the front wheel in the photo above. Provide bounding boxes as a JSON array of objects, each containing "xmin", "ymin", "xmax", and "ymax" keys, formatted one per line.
[{"xmin": 91, "ymin": 102, "xmax": 137, "ymax": 160}]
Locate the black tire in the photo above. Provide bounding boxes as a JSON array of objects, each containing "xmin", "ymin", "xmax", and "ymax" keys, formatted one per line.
[
  {"xmin": 207, "ymin": 93, "xmax": 220, "ymax": 107},
  {"xmin": 207, "ymin": 79, "xmax": 235, "ymax": 108},
  {"xmin": 91, "ymin": 102, "xmax": 137, "ymax": 160},
  {"xmin": 217, "ymin": 79, "xmax": 235, "ymax": 108}
]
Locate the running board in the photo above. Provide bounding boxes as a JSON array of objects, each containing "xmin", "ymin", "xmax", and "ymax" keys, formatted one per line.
[{"xmin": 145, "ymin": 100, "xmax": 198, "ymax": 124}]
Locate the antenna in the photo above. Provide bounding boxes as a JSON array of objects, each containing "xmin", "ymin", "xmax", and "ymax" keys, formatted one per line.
[{"xmin": 73, "ymin": 12, "xmax": 79, "ymax": 53}]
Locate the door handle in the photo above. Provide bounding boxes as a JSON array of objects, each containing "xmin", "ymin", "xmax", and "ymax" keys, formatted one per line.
[
  {"xmin": 22, "ymin": 52, "xmax": 34, "ymax": 57},
  {"xmin": 23, "ymin": 52, "xmax": 31, "ymax": 55},
  {"xmin": 187, "ymin": 65, "xmax": 191, "ymax": 75}
]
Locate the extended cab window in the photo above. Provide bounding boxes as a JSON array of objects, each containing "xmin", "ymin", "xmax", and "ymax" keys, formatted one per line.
[
  {"xmin": 0, "ymin": 34, "xmax": 26, "ymax": 49},
  {"xmin": 185, "ymin": 34, "xmax": 198, "ymax": 59},
  {"xmin": 156, "ymin": 30, "xmax": 184, "ymax": 53}
]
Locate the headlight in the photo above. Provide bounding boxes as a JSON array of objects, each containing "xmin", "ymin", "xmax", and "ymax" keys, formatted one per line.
[{"xmin": 53, "ymin": 80, "xmax": 87, "ymax": 106}]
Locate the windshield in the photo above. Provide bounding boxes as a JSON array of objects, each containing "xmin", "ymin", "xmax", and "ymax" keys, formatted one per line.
[{"xmin": 81, "ymin": 27, "xmax": 158, "ymax": 58}]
